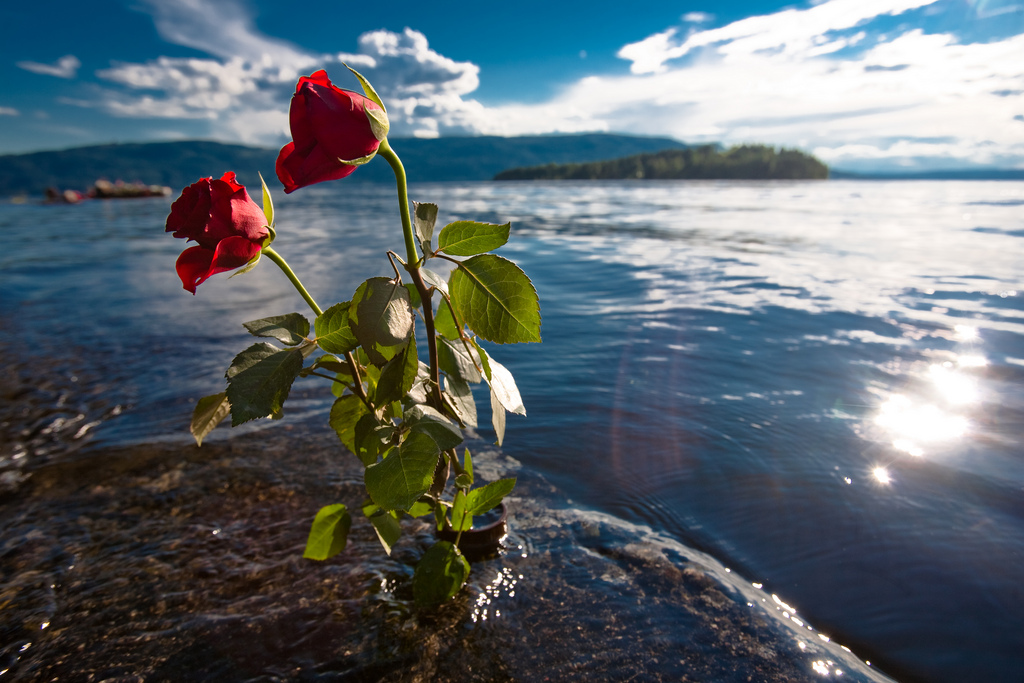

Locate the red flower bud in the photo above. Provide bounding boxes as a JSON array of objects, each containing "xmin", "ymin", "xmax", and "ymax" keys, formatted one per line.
[
  {"xmin": 275, "ymin": 69, "xmax": 388, "ymax": 193},
  {"xmin": 165, "ymin": 172, "xmax": 269, "ymax": 293}
]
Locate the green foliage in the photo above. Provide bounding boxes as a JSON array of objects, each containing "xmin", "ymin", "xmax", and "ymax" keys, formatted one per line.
[
  {"xmin": 363, "ymin": 502, "xmax": 402, "ymax": 555},
  {"xmin": 437, "ymin": 221, "xmax": 510, "ymax": 256},
  {"xmin": 225, "ymin": 343, "xmax": 304, "ymax": 425},
  {"xmin": 432, "ymin": 299, "xmax": 460, "ymax": 339},
  {"xmin": 374, "ymin": 344, "xmax": 418, "ymax": 405},
  {"xmin": 259, "ymin": 171, "xmax": 275, "ymax": 228},
  {"xmin": 350, "ymin": 277, "xmax": 414, "ymax": 365},
  {"xmin": 314, "ymin": 302, "xmax": 358, "ymax": 355},
  {"xmin": 438, "ymin": 337, "xmax": 482, "ymax": 384},
  {"xmin": 449, "ymin": 255, "xmax": 541, "ymax": 344},
  {"xmin": 490, "ymin": 387, "xmax": 506, "ymax": 446},
  {"xmin": 451, "ymin": 490, "xmax": 473, "ymax": 532},
  {"xmin": 494, "ymin": 144, "xmax": 829, "ymax": 181},
  {"xmin": 405, "ymin": 405, "xmax": 464, "ymax": 450},
  {"xmin": 329, "ymin": 394, "xmax": 369, "ymax": 453},
  {"xmin": 364, "ymin": 431, "xmax": 440, "ymax": 512},
  {"xmin": 174, "ymin": 75, "xmax": 542, "ymax": 610},
  {"xmin": 190, "ymin": 392, "xmax": 231, "ymax": 446},
  {"xmin": 413, "ymin": 541, "xmax": 470, "ymax": 608},
  {"xmin": 243, "ymin": 313, "xmax": 309, "ymax": 346},
  {"xmin": 444, "ymin": 375, "xmax": 477, "ymax": 428},
  {"xmin": 413, "ymin": 201, "xmax": 438, "ymax": 252},
  {"xmin": 466, "ymin": 478, "xmax": 516, "ymax": 515},
  {"xmin": 303, "ymin": 504, "xmax": 351, "ymax": 560},
  {"xmin": 420, "ymin": 267, "xmax": 449, "ymax": 296}
]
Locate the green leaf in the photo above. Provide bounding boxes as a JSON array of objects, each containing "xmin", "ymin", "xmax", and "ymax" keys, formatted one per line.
[
  {"xmin": 310, "ymin": 354, "xmax": 351, "ymax": 375},
  {"xmin": 490, "ymin": 386, "xmax": 506, "ymax": 446},
  {"xmin": 438, "ymin": 337, "xmax": 482, "ymax": 384},
  {"xmin": 243, "ymin": 313, "xmax": 310, "ymax": 346},
  {"xmin": 344, "ymin": 64, "xmax": 389, "ymax": 141},
  {"xmin": 330, "ymin": 394, "xmax": 369, "ymax": 454},
  {"xmin": 364, "ymin": 431, "xmax": 440, "ymax": 511},
  {"xmin": 437, "ymin": 221, "xmax": 511, "ymax": 256},
  {"xmin": 405, "ymin": 405, "xmax": 464, "ymax": 450},
  {"xmin": 451, "ymin": 490, "xmax": 473, "ymax": 532},
  {"xmin": 413, "ymin": 202, "xmax": 438, "ymax": 251},
  {"xmin": 362, "ymin": 503, "xmax": 402, "ymax": 556},
  {"xmin": 303, "ymin": 504, "xmax": 351, "ymax": 560},
  {"xmin": 449, "ymin": 254, "xmax": 541, "ymax": 344},
  {"xmin": 374, "ymin": 343, "xmax": 418, "ymax": 405},
  {"xmin": 404, "ymin": 283, "xmax": 422, "ymax": 309},
  {"xmin": 413, "ymin": 541, "xmax": 470, "ymax": 608},
  {"xmin": 258, "ymin": 171, "xmax": 275, "ymax": 228},
  {"xmin": 465, "ymin": 477, "xmax": 516, "ymax": 515},
  {"xmin": 314, "ymin": 302, "xmax": 359, "ymax": 355},
  {"xmin": 421, "ymin": 267, "xmax": 449, "ymax": 296},
  {"xmin": 353, "ymin": 413, "xmax": 385, "ymax": 466},
  {"xmin": 433, "ymin": 299, "xmax": 460, "ymax": 339},
  {"xmin": 483, "ymin": 352, "xmax": 526, "ymax": 416},
  {"xmin": 346, "ymin": 64, "xmax": 386, "ymax": 111},
  {"xmin": 408, "ymin": 500, "xmax": 434, "ymax": 518},
  {"xmin": 444, "ymin": 375, "xmax": 477, "ymax": 428},
  {"xmin": 470, "ymin": 338, "xmax": 492, "ymax": 381},
  {"xmin": 405, "ymin": 361, "xmax": 432, "ymax": 405},
  {"xmin": 229, "ymin": 252, "xmax": 262, "ymax": 278},
  {"xmin": 464, "ymin": 448, "xmax": 473, "ymax": 480},
  {"xmin": 434, "ymin": 502, "xmax": 448, "ymax": 531},
  {"xmin": 350, "ymin": 277, "xmax": 414, "ymax": 364},
  {"xmin": 225, "ymin": 342, "xmax": 304, "ymax": 425},
  {"xmin": 190, "ymin": 392, "xmax": 230, "ymax": 446},
  {"xmin": 455, "ymin": 472, "xmax": 473, "ymax": 488}
]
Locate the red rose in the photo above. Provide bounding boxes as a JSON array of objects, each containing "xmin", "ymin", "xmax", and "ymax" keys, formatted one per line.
[
  {"xmin": 165, "ymin": 172, "xmax": 269, "ymax": 294},
  {"xmin": 275, "ymin": 69, "xmax": 389, "ymax": 193}
]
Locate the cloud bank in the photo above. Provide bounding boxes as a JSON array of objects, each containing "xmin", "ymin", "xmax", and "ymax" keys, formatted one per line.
[
  {"xmin": 18, "ymin": 55, "xmax": 82, "ymax": 79},
  {"xmin": 80, "ymin": 0, "xmax": 1024, "ymax": 171}
]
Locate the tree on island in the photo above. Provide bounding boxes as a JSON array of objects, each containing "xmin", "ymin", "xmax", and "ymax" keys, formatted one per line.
[{"xmin": 494, "ymin": 144, "xmax": 829, "ymax": 181}]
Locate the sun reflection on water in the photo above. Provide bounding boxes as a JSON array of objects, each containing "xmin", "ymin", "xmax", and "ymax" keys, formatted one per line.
[{"xmin": 868, "ymin": 324, "xmax": 987, "ymax": 468}]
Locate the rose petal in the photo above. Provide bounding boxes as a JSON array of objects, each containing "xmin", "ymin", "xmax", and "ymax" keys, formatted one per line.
[
  {"xmin": 277, "ymin": 139, "xmax": 357, "ymax": 194},
  {"xmin": 175, "ymin": 245, "xmax": 215, "ymax": 294},
  {"xmin": 208, "ymin": 235, "xmax": 262, "ymax": 276},
  {"xmin": 166, "ymin": 178, "xmax": 212, "ymax": 240}
]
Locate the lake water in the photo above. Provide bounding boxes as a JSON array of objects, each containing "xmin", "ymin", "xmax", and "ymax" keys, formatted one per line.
[{"xmin": 2, "ymin": 179, "xmax": 1023, "ymax": 681}]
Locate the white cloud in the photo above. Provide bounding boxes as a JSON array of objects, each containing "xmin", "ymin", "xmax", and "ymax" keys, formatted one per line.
[
  {"xmin": 17, "ymin": 55, "xmax": 81, "ymax": 79},
  {"xmin": 683, "ymin": 12, "xmax": 715, "ymax": 23},
  {"xmin": 619, "ymin": 0, "xmax": 938, "ymax": 75},
  {"xmin": 75, "ymin": 0, "xmax": 1024, "ymax": 170},
  {"xmin": 511, "ymin": 0, "xmax": 1024, "ymax": 170},
  {"xmin": 134, "ymin": 0, "xmax": 310, "ymax": 67},
  {"xmin": 0, "ymin": 107, "xmax": 19, "ymax": 116},
  {"xmin": 84, "ymin": 0, "xmax": 492, "ymax": 142},
  {"xmin": 332, "ymin": 28, "xmax": 483, "ymax": 138}
]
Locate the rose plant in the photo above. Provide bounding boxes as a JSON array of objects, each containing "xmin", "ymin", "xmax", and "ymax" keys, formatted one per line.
[{"xmin": 167, "ymin": 67, "xmax": 540, "ymax": 607}]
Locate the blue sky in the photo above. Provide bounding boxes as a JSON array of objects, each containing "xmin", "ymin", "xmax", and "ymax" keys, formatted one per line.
[{"xmin": 2, "ymin": 0, "xmax": 1023, "ymax": 171}]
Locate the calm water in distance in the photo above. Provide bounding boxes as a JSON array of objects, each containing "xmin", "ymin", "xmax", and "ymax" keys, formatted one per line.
[{"xmin": 2, "ymin": 179, "xmax": 1023, "ymax": 682}]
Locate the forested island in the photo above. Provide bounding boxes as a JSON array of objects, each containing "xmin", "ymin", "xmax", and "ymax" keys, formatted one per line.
[
  {"xmin": 494, "ymin": 144, "xmax": 829, "ymax": 180},
  {"xmin": 0, "ymin": 134, "xmax": 687, "ymax": 196}
]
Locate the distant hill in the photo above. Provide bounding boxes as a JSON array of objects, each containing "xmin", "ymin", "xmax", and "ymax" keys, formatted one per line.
[
  {"xmin": 494, "ymin": 145, "xmax": 829, "ymax": 181},
  {"xmin": 830, "ymin": 168, "xmax": 1024, "ymax": 180},
  {"xmin": 0, "ymin": 134, "xmax": 689, "ymax": 196}
]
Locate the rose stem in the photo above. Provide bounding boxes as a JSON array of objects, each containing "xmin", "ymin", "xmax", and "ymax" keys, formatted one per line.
[
  {"xmin": 262, "ymin": 245, "xmax": 368, "ymax": 404},
  {"xmin": 377, "ymin": 139, "xmax": 445, "ymax": 411}
]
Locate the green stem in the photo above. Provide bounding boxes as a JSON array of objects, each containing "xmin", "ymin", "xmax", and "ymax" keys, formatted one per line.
[
  {"xmin": 378, "ymin": 138, "xmax": 446, "ymax": 411},
  {"xmin": 262, "ymin": 246, "xmax": 323, "ymax": 317},
  {"xmin": 376, "ymin": 138, "xmax": 420, "ymax": 268},
  {"xmin": 263, "ymin": 245, "xmax": 369, "ymax": 405}
]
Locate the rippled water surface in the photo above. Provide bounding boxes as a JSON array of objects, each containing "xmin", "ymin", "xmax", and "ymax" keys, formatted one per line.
[{"xmin": 2, "ymin": 180, "xmax": 1023, "ymax": 682}]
